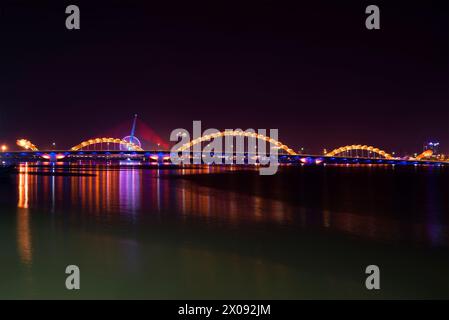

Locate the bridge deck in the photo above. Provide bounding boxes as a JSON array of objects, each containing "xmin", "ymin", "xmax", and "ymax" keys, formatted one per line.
[{"xmin": 1, "ymin": 151, "xmax": 447, "ymax": 166}]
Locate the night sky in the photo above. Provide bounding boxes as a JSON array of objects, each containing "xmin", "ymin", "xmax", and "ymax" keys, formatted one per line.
[{"xmin": 1, "ymin": 0, "xmax": 448, "ymax": 154}]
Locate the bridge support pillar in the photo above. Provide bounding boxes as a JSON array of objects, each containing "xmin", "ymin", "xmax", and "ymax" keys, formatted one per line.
[{"xmin": 48, "ymin": 153, "xmax": 58, "ymax": 162}]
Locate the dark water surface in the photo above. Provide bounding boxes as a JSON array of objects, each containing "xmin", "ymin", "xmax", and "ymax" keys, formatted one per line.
[{"xmin": 0, "ymin": 164, "xmax": 448, "ymax": 299}]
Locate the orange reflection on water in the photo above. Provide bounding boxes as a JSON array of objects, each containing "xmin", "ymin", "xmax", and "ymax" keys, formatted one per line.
[
  {"xmin": 18, "ymin": 164, "xmax": 29, "ymax": 209},
  {"xmin": 17, "ymin": 164, "xmax": 32, "ymax": 266},
  {"xmin": 17, "ymin": 208, "xmax": 32, "ymax": 266},
  {"xmin": 13, "ymin": 165, "xmax": 444, "ymax": 246}
]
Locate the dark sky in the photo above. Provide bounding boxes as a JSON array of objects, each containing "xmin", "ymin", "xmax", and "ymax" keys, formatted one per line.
[{"xmin": 1, "ymin": 0, "xmax": 448, "ymax": 154}]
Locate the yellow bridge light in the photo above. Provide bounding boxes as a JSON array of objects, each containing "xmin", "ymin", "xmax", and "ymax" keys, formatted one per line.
[
  {"xmin": 16, "ymin": 139, "xmax": 39, "ymax": 151},
  {"xmin": 175, "ymin": 130, "xmax": 297, "ymax": 155},
  {"xmin": 70, "ymin": 137, "xmax": 144, "ymax": 151},
  {"xmin": 326, "ymin": 144, "xmax": 393, "ymax": 159}
]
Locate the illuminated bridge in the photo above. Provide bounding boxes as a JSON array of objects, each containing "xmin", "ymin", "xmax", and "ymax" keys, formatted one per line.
[
  {"xmin": 1, "ymin": 150, "xmax": 447, "ymax": 166},
  {"xmin": 1, "ymin": 134, "xmax": 447, "ymax": 166}
]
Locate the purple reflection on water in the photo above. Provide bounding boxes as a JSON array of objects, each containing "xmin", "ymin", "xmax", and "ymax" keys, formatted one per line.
[{"xmin": 119, "ymin": 169, "xmax": 141, "ymax": 216}]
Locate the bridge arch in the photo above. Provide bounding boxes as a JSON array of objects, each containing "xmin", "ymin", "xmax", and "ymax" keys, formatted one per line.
[
  {"xmin": 326, "ymin": 145, "xmax": 393, "ymax": 159},
  {"xmin": 70, "ymin": 137, "xmax": 144, "ymax": 151},
  {"xmin": 177, "ymin": 130, "xmax": 297, "ymax": 155}
]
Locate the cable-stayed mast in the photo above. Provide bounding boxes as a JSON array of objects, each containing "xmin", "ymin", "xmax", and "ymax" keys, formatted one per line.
[
  {"xmin": 121, "ymin": 114, "xmax": 142, "ymax": 151},
  {"xmin": 130, "ymin": 114, "xmax": 138, "ymax": 140}
]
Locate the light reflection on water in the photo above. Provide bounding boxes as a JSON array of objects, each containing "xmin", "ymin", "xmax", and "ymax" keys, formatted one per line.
[
  {"xmin": 17, "ymin": 165, "xmax": 31, "ymax": 266},
  {"xmin": 16, "ymin": 165, "xmax": 294, "ymax": 225},
  {"xmin": 4, "ymin": 163, "xmax": 449, "ymax": 298},
  {"xmin": 15, "ymin": 164, "xmax": 448, "ymax": 257}
]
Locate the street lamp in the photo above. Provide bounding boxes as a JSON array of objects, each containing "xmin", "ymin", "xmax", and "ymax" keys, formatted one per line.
[{"xmin": 1, "ymin": 145, "xmax": 7, "ymax": 152}]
